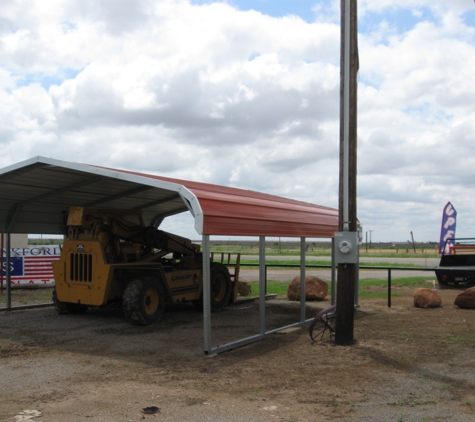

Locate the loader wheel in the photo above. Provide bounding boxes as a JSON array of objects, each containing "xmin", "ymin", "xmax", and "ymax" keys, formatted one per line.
[
  {"xmin": 52, "ymin": 288, "xmax": 88, "ymax": 315},
  {"xmin": 122, "ymin": 277, "xmax": 165, "ymax": 326},
  {"xmin": 193, "ymin": 264, "xmax": 232, "ymax": 312}
]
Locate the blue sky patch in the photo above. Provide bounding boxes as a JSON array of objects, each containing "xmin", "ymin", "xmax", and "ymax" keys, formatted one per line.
[
  {"xmin": 463, "ymin": 8, "xmax": 475, "ymax": 27},
  {"xmin": 248, "ymin": 52, "xmax": 261, "ymax": 61},
  {"xmin": 17, "ymin": 68, "xmax": 81, "ymax": 90},
  {"xmin": 359, "ymin": 7, "xmax": 435, "ymax": 35},
  {"xmin": 191, "ymin": 0, "xmax": 317, "ymax": 22},
  {"xmin": 403, "ymin": 104, "xmax": 453, "ymax": 123},
  {"xmin": 61, "ymin": 21, "xmax": 77, "ymax": 33}
]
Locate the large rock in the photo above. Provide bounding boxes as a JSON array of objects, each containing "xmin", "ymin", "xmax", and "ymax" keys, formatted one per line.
[
  {"xmin": 454, "ymin": 287, "xmax": 475, "ymax": 309},
  {"xmin": 413, "ymin": 288, "xmax": 442, "ymax": 308},
  {"xmin": 287, "ymin": 276, "xmax": 328, "ymax": 301},
  {"xmin": 236, "ymin": 278, "xmax": 251, "ymax": 296}
]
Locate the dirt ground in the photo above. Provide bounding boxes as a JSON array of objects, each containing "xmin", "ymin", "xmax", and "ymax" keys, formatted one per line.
[{"xmin": 1, "ymin": 281, "xmax": 475, "ymax": 422}]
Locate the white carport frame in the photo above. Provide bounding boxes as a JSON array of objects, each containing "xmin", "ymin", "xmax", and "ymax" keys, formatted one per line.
[
  {"xmin": 0, "ymin": 156, "xmax": 338, "ymax": 356},
  {"xmin": 202, "ymin": 236, "xmax": 320, "ymax": 355}
]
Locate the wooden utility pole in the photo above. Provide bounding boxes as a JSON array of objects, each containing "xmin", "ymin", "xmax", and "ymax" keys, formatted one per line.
[{"xmin": 335, "ymin": 0, "xmax": 358, "ymax": 345}]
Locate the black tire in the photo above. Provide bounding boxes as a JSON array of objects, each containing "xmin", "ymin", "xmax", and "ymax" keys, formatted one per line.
[
  {"xmin": 122, "ymin": 277, "xmax": 165, "ymax": 326},
  {"xmin": 193, "ymin": 264, "xmax": 232, "ymax": 312},
  {"xmin": 52, "ymin": 287, "xmax": 88, "ymax": 315}
]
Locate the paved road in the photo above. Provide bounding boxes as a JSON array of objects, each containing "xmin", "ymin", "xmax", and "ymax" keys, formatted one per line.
[
  {"xmin": 238, "ymin": 255, "xmax": 438, "ymax": 282},
  {"xmin": 240, "ymin": 255, "xmax": 439, "ymax": 267}
]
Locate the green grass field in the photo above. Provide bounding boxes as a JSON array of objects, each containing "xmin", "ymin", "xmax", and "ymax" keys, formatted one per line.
[
  {"xmin": 247, "ymin": 276, "xmax": 430, "ymax": 299},
  {"xmin": 1, "ymin": 277, "xmax": 430, "ymax": 306}
]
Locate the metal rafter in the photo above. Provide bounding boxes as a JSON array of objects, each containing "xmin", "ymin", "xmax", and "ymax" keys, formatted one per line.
[
  {"xmin": 85, "ymin": 185, "xmax": 155, "ymax": 207},
  {"xmin": 5, "ymin": 176, "xmax": 103, "ymax": 232}
]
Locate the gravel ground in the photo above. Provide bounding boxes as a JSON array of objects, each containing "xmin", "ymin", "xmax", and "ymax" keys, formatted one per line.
[{"xmin": 2, "ymin": 279, "xmax": 475, "ymax": 421}]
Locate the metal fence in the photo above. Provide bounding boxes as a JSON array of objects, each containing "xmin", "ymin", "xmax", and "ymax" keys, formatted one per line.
[
  {"xmin": 242, "ymin": 263, "xmax": 437, "ymax": 308},
  {"xmin": 1, "ymin": 263, "xmax": 438, "ymax": 312}
]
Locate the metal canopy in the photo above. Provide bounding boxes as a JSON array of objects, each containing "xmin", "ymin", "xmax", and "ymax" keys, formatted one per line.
[
  {"xmin": 0, "ymin": 157, "xmax": 198, "ymax": 235},
  {"xmin": 0, "ymin": 156, "xmax": 338, "ymax": 237},
  {"xmin": 117, "ymin": 169, "xmax": 339, "ymax": 237},
  {"xmin": 0, "ymin": 156, "xmax": 339, "ymax": 356}
]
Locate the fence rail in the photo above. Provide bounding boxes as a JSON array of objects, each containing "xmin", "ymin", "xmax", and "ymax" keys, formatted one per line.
[
  {"xmin": 240, "ymin": 263, "xmax": 437, "ymax": 308},
  {"xmin": 0, "ymin": 263, "xmax": 438, "ymax": 312}
]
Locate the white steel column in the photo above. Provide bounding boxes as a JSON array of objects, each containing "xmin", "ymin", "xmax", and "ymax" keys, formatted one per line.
[
  {"xmin": 5, "ymin": 232, "xmax": 11, "ymax": 309},
  {"xmin": 259, "ymin": 236, "xmax": 266, "ymax": 335},
  {"xmin": 202, "ymin": 234, "xmax": 212, "ymax": 354},
  {"xmin": 331, "ymin": 237, "xmax": 336, "ymax": 305},
  {"xmin": 300, "ymin": 237, "xmax": 306, "ymax": 323}
]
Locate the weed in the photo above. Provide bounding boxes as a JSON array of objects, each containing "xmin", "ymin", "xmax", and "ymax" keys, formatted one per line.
[
  {"xmin": 396, "ymin": 331, "xmax": 412, "ymax": 341},
  {"xmin": 389, "ymin": 397, "xmax": 437, "ymax": 407},
  {"xmin": 446, "ymin": 334, "xmax": 475, "ymax": 342},
  {"xmin": 397, "ymin": 411, "xmax": 404, "ymax": 422},
  {"xmin": 463, "ymin": 398, "xmax": 473, "ymax": 409},
  {"xmin": 247, "ymin": 389, "xmax": 259, "ymax": 401}
]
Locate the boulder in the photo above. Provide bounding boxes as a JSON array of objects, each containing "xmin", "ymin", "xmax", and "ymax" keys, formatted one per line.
[
  {"xmin": 454, "ymin": 287, "xmax": 475, "ymax": 309},
  {"xmin": 236, "ymin": 279, "xmax": 251, "ymax": 296},
  {"xmin": 413, "ymin": 288, "xmax": 442, "ymax": 308},
  {"xmin": 287, "ymin": 276, "xmax": 328, "ymax": 301}
]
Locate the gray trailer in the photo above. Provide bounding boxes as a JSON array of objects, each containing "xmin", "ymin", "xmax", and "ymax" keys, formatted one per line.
[{"xmin": 435, "ymin": 238, "xmax": 475, "ymax": 288}]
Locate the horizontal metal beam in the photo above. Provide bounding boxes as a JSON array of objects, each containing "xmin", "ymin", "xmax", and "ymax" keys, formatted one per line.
[
  {"xmin": 0, "ymin": 302, "xmax": 53, "ymax": 312},
  {"xmin": 205, "ymin": 318, "xmax": 313, "ymax": 356}
]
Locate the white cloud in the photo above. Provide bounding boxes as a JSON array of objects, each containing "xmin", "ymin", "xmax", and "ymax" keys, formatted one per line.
[
  {"xmin": 359, "ymin": 0, "xmax": 472, "ymax": 16},
  {"xmin": 0, "ymin": 0, "xmax": 474, "ymax": 241}
]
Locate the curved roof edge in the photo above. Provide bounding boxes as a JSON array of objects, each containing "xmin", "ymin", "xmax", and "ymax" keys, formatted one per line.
[
  {"xmin": 0, "ymin": 156, "xmax": 338, "ymax": 238},
  {"xmin": 108, "ymin": 168, "xmax": 339, "ymax": 238}
]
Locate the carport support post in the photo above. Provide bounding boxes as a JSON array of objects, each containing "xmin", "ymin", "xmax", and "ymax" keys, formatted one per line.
[
  {"xmin": 5, "ymin": 232, "xmax": 11, "ymax": 309},
  {"xmin": 202, "ymin": 234, "xmax": 212, "ymax": 355},
  {"xmin": 300, "ymin": 237, "xmax": 306, "ymax": 323},
  {"xmin": 331, "ymin": 238, "xmax": 336, "ymax": 305},
  {"xmin": 259, "ymin": 236, "xmax": 266, "ymax": 335}
]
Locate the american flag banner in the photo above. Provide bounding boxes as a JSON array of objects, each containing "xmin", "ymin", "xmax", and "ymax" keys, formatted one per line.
[{"xmin": 2, "ymin": 247, "xmax": 60, "ymax": 285}]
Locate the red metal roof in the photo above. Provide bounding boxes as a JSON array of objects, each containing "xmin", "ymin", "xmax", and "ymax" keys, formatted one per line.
[
  {"xmin": 0, "ymin": 157, "xmax": 338, "ymax": 238},
  {"xmin": 117, "ymin": 169, "xmax": 339, "ymax": 238}
]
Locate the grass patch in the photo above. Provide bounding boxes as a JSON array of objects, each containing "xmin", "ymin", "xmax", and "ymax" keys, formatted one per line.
[
  {"xmin": 248, "ymin": 281, "xmax": 289, "ymax": 297},
  {"xmin": 442, "ymin": 334, "xmax": 475, "ymax": 343},
  {"xmin": 239, "ymin": 259, "xmax": 330, "ymax": 268},
  {"xmin": 360, "ymin": 277, "xmax": 429, "ymax": 288},
  {"xmin": 246, "ymin": 277, "xmax": 428, "ymax": 300},
  {"xmin": 360, "ymin": 292, "xmax": 401, "ymax": 299},
  {"xmin": 389, "ymin": 397, "xmax": 437, "ymax": 407}
]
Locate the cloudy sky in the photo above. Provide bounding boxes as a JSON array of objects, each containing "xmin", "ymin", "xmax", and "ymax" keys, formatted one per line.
[{"xmin": 1, "ymin": 0, "xmax": 474, "ymax": 243}]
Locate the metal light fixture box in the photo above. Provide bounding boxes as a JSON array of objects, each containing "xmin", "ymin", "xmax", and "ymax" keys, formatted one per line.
[{"xmin": 334, "ymin": 231, "xmax": 358, "ymax": 264}]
